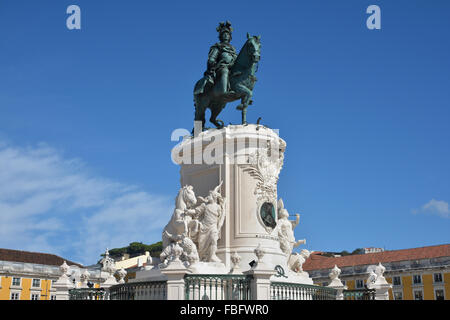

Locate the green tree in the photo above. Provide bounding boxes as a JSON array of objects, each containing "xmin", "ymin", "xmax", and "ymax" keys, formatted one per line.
[{"xmin": 351, "ymin": 248, "xmax": 365, "ymax": 255}]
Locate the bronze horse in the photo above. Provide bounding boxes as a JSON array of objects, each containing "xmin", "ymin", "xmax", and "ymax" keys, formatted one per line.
[{"xmin": 194, "ymin": 34, "xmax": 261, "ymax": 130}]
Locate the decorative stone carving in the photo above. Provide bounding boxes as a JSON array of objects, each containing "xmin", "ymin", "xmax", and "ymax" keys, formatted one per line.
[
  {"xmin": 366, "ymin": 263, "xmax": 392, "ymax": 300},
  {"xmin": 180, "ymin": 235, "xmax": 200, "ymax": 265},
  {"xmin": 172, "ymin": 243, "xmax": 183, "ymax": 262},
  {"xmin": 375, "ymin": 263, "xmax": 386, "ymax": 281},
  {"xmin": 367, "ymin": 262, "xmax": 388, "ymax": 287},
  {"xmin": 277, "ymin": 198, "xmax": 306, "ymax": 257},
  {"xmin": 329, "ymin": 265, "xmax": 340, "ymax": 280},
  {"xmin": 328, "ymin": 265, "xmax": 345, "ymax": 286},
  {"xmin": 254, "ymin": 243, "xmax": 265, "ymax": 264},
  {"xmin": 366, "ymin": 268, "xmax": 377, "ymax": 286},
  {"xmin": 231, "ymin": 251, "xmax": 242, "ymax": 270},
  {"xmin": 59, "ymin": 261, "xmax": 70, "ymax": 277},
  {"xmin": 117, "ymin": 268, "xmax": 127, "ymax": 284},
  {"xmin": 80, "ymin": 269, "xmax": 90, "ymax": 287},
  {"xmin": 288, "ymin": 249, "xmax": 310, "ymax": 274},
  {"xmin": 243, "ymin": 141, "xmax": 284, "ymax": 232}
]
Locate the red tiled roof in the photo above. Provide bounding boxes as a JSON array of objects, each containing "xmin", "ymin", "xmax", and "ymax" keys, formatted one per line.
[
  {"xmin": 303, "ymin": 244, "xmax": 450, "ymax": 271},
  {"xmin": 0, "ymin": 248, "xmax": 83, "ymax": 268}
]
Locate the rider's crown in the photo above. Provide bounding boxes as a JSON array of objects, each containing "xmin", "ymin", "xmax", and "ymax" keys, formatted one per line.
[{"xmin": 216, "ymin": 21, "xmax": 233, "ymax": 35}]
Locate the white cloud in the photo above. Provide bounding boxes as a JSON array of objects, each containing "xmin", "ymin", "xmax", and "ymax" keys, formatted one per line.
[
  {"xmin": 413, "ymin": 199, "xmax": 450, "ymax": 219},
  {"xmin": 0, "ymin": 141, "xmax": 172, "ymax": 265}
]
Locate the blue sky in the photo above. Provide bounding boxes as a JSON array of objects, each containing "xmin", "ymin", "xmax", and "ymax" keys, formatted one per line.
[{"xmin": 0, "ymin": 0, "xmax": 449, "ymax": 265}]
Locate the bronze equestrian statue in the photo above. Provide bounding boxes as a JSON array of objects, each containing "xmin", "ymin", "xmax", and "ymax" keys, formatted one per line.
[{"xmin": 194, "ymin": 21, "xmax": 261, "ymax": 130}]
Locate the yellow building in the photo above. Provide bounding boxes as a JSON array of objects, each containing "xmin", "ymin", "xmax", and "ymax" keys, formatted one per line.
[
  {"xmin": 0, "ymin": 248, "xmax": 84, "ymax": 300},
  {"xmin": 303, "ymin": 244, "xmax": 450, "ymax": 300}
]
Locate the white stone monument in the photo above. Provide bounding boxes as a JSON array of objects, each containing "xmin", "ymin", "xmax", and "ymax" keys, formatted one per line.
[{"xmin": 133, "ymin": 124, "xmax": 313, "ymax": 285}]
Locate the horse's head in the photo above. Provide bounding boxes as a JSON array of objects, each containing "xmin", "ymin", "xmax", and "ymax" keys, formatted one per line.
[
  {"xmin": 181, "ymin": 185, "xmax": 197, "ymax": 208},
  {"xmin": 246, "ymin": 33, "xmax": 261, "ymax": 63}
]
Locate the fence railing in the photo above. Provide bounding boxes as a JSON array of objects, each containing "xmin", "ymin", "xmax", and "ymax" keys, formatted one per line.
[
  {"xmin": 343, "ymin": 288, "xmax": 376, "ymax": 300},
  {"xmin": 69, "ymin": 288, "xmax": 107, "ymax": 300},
  {"xmin": 109, "ymin": 281, "xmax": 167, "ymax": 300},
  {"xmin": 270, "ymin": 282, "xmax": 337, "ymax": 300},
  {"xmin": 184, "ymin": 274, "xmax": 252, "ymax": 300},
  {"xmin": 67, "ymin": 278, "xmax": 377, "ymax": 301}
]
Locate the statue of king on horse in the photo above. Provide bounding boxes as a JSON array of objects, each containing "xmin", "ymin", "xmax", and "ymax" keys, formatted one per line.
[{"xmin": 194, "ymin": 21, "xmax": 261, "ymax": 130}]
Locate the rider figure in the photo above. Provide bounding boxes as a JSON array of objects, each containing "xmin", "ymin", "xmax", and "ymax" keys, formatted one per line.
[{"xmin": 195, "ymin": 21, "xmax": 237, "ymax": 97}]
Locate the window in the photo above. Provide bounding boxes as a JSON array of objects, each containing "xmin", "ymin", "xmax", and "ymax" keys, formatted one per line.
[
  {"xmin": 435, "ymin": 289, "xmax": 444, "ymax": 300},
  {"xmin": 393, "ymin": 291, "xmax": 403, "ymax": 300},
  {"xmin": 393, "ymin": 276, "xmax": 401, "ymax": 286},
  {"xmin": 433, "ymin": 273, "xmax": 443, "ymax": 283},
  {"xmin": 32, "ymin": 278, "xmax": 41, "ymax": 288},
  {"xmin": 31, "ymin": 293, "xmax": 39, "ymax": 300},
  {"xmin": 414, "ymin": 290, "xmax": 423, "ymax": 300},
  {"xmin": 10, "ymin": 292, "xmax": 20, "ymax": 300},
  {"xmin": 356, "ymin": 279, "xmax": 364, "ymax": 288},
  {"xmin": 321, "ymin": 282, "xmax": 328, "ymax": 287},
  {"xmin": 413, "ymin": 274, "xmax": 422, "ymax": 284},
  {"xmin": 12, "ymin": 277, "xmax": 21, "ymax": 287}
]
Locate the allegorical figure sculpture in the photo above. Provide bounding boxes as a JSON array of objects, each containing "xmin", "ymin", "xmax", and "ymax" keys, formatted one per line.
[
  {"xmin": 194, "ymin": 21, "xmax": 261, "ymax": 129},
  {"xmin": 277, "ymin": 198, "xmax": 306, "ymax": 257},
  {"xmin": 160, "ymin": 182, "xmax": 226, "ymax": 265},
  {"xmin": 192, "ymin": 181, "xmax": 226, "ymax": 263}
]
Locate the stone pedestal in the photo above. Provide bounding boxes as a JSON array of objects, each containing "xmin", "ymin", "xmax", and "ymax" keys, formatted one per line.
[
  {"xmin": 161, "ymin": 260, "xmax": 192, "ymax": 300},
  {"xmin": 53, "ymin": 275, "xmax": 73, "ymax": 300},
  {"xmin": 371, "ymin": 283, "xmax": 392, "ymax": 300},
  {"xmin": 243, "ymin": 261, "xmax": 276, "ymax": 300},
  {"xmin": 172, "ymin": 124, "xmax": 288, "ymax": 271},
  {"xmin": 327, "ymin": 280, "xmax": 347, "ymax": 300}
]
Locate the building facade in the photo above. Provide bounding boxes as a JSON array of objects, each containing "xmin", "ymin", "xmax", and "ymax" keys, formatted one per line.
[
  {"xmin": 303, "ymin": 244, "xmax": 450, "ymax": 300},
  {"xmin": 0, "ymin": 248, "xmax": 102, "ymax": 300}
]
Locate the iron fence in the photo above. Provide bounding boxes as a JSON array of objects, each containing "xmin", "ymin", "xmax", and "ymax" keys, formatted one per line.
[
  {"xmin": 343, "ymin": 288, "xmax": 376, "ymax": 300},
  {"xmin": 184, "ymin": 274, "xmax": 252, "ymax": 300},
  {"xmin": 69, "ymin": 288, "xmax": 107, "ymax": 300},
  {"xmin": 109, "ymin": 281, "xmax": 167, "ymax": 300}
]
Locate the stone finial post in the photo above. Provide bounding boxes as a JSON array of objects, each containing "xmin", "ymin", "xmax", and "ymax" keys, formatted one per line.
[
  {"xmin": 327, "ymin": 265, "xmax": 347, "ymax": 300},
  {"xmin": 366, "ymin": 262, "xmax": 392, "ymax": 300},
  {"xmin": 80, "ymin": 269, "xmax": 90, "ymax": 288},
  {"xmin": 243, "ymin": 244, "xmax": 276, "ymax": 300},
  {"xmin": 53, "ymin": 261, "xmax": 73, "ymax": 300},
  {"xmin": 160, "ymin": 243, "xmax": 191, "ymax": 300}
]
